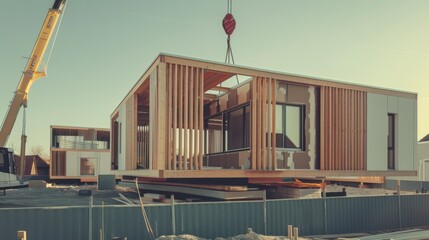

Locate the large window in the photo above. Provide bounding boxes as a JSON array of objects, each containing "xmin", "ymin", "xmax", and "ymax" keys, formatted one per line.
[
  {"xmin": 224, "ymin": 105, "xmax": 250, "ymax": 151},
  {"xmin": 276, "ymin": 104, "xmax": 305, "ymax": 150},
  {"xmin": 205, "ymin": 104, "xmax": 250, "ymax": 154}
]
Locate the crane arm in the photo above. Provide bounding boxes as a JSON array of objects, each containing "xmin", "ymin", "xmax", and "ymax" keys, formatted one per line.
[{"xmin": 0, "ymin": 0, "xmax": 66, "ymax": 146}]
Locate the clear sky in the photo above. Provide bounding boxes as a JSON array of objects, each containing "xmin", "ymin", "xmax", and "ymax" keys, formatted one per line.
[{"xmin": 1, "ymin": 0, "xmax": 429, "ymax": 157}]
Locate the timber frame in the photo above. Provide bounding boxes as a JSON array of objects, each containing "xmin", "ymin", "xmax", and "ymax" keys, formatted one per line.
[{"xmin": 110, "ymin": 53, "xmax": 417, "ymax": 179}]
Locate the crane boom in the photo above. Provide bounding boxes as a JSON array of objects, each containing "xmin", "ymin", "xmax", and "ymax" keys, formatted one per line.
[{"xmin": 0, "ymin": 0, "xmax": 66, "ymax": 146}]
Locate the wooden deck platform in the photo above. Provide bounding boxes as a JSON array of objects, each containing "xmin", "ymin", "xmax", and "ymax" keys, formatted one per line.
[{"xmin": 114, "ymin": 169, "xmax": 417, "ymax": 179}]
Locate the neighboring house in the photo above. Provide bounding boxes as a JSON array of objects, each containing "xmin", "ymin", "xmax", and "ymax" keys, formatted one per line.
[
  {"xmin": 50, "ymin": 126, "xmax": 110, "ymax": 182},
  {"xmin": 417, "ymin": 135, "xmax": 429, "ymax": 181},
  {"xmin": 110, "ymin": 54, "xmax": 417, "ymax": 180},
  {"xmin": 13, "ymin": 155, "xmax": 49, "ymax": 177}
]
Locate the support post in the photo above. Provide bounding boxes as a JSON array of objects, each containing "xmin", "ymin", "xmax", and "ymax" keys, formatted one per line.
[
  {"xmin": 171, "ymin": 195, "xmax": 176, "ymax": 235},
  {"xmin": 263, "ymin": 190, "xmax": 267, "ymax": 235},
  {"xmin": 89, "ymin": 195, "xmax": 93, "ymax": 240},
  {"xmin": 287, "ymin": 225, "xmax": 292, "ymax": 239},
  {"xmin": 17, "ymin": 230, "xmax": 26, "ymax": 240},
  {"xmin": 398, "ymin": 179, "xmax": 402, "ymax": 229},
  {"xmin": 293, "ymin": 227, "xmax": 299, "ymax": 240}
]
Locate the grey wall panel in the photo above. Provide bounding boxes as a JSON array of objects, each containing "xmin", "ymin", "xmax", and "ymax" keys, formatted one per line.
[
  {"xmin": 326, "ymin": 196, "xmax": 399, "ymax": 234},
  {"xmin": 367, "ymin": 93, "xmax": 388, "ymax": 170},
  {"xmin": 267, "ymin": 198, "xmax": 325, "ymax": 236},
  {"xmin": 175, "ymin": 201, "xmax": 264, "ymax": 239},
  {"xmin": 398, "ymin": 98, "xmax": 415, "ymax": 171},
  {"xmin": 388, "ymin": 96, "xmax": 399, "ymax": 114}
]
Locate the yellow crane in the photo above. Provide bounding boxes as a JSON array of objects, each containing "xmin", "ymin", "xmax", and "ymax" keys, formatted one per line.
[{"xmin": 0, "ymin": 0, "xmax": 66, "ymax": 180}]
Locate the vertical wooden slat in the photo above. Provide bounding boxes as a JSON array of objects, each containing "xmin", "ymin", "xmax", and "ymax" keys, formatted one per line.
[
  {"xmin": 168, "ymin": 64, "xmax": 172, "ymax": 170},
  {"xmin": 267, "ymin": 78, "xmax": 272, "ymax": 170},
  {"xmin": 172, "ymin": 64, "xmax": 178, "ymax": 170},
  {"xmin": 178, "ymin": 65, "xmax": 183, "ymax": 170},
  {"xmin": 257, "ymin": 77, "xmax": 262, "ymax": 170},
  {"xmin": 183, "ymin": 66, "xmax": 189, "ymax": 170},
  {"xmin": 189, "ymin": 67, "xmax": 194, "ymax": 170},
  {"xmin": 261, "ymin": 78, "xmax": 267, "ymax": 170},
  {"xmin": 251, "ymin": 77, "xmax": 257, "ymax": 170},
  {"xmin": 194, "ymin": 68, "xmax": 199, "ymax": 169},
  {"xmin": 320, "ymin": 87, "xmax": 325, "ymax": 170},
  {"xmin": 271, "ymin": 79, "xmax": 277, "ymax": 170},
  {"xmin": 199, "ymin": 68, "xmax": 204, "ymax": 170}
]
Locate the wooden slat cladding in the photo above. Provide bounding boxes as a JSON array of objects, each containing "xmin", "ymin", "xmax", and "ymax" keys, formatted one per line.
[
  {"xmin": 251, "ymin": 77, "xmax": 277, "ymax": 170},
  {"xmin": 320, "ymin": 86, "xmax": 367, "ymax": 170},
  {"xmin": 166, "ymin": 64, "xmax": 204, "ymax": 170}
]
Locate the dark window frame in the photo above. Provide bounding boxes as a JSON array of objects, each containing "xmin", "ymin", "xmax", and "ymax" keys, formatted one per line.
[
  {"xmin": 276, "ymin": 103, "xmax": 306, "ymax": 151},
  {"xmin": 204, "ymin": 103, "xmax": 251, "ymax": 155},
  {"xmin": 388, "ymin": 113, "xmax": 395, "ymax": 170}
]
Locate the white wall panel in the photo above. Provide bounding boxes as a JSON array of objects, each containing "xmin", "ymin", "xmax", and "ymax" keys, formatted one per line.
[
  {"xmin": 65, "ymin": 151, "xmax": 79, "ymax": 176},
  {"xmin": 367, "ymin": 93, "xmax": 388, "ymax": 170}
]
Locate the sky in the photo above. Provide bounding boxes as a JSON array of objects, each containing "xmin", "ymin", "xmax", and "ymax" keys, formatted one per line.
[{"xmin": 1, "ymin": 0, "xmax": 429, "ymax": 157}]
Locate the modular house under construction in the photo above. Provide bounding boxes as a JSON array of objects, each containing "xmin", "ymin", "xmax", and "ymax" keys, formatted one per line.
[{"xmin": 110, "ymin": 54, "xmax": 417, "ymax": 179}]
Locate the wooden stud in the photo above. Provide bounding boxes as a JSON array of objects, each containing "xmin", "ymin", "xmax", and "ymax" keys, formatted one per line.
[
  {"xmin": 251, "ymin": 77, "xmax": 257, "ymax": 170},
  {"xmin": 260, "ymin": 78, "xmax": 267, "ymax": 170},
  {"xmin": 199, "ymin": 68, "xmax": 204, "ymax": 170},
  {"xmin": 271, "ymin": 79, "xmax": 277, "ymax": 170},
  {"xmin": 189, "ymin": 67, "xmax": 194, "ymax": 170},
  {"xmin": 173, "ymin": 64, "xmax": 178, "ymax": 170},
  {"xmin": 267, "ymin": 78, "xmax": 272, "ymax": 170},
  {"xmin": 184, "ymin": 66, "xmax": 189, "ymax": 170},
  {"xmin": 194, "ymin": 68, "xmax": 199, "ymax": 169},
  {"xmin": 178, "ymin": 65, "xmax": 183, "ymax": 170},
  {"xmin": 168, "ymin": 64, "xmax": 173, "ymax": 170}
]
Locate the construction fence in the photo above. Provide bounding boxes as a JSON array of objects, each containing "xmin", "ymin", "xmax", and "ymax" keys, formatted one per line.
[{"xmin": 2, "ymin": 194, "xmax": 429, "ymax": 240}]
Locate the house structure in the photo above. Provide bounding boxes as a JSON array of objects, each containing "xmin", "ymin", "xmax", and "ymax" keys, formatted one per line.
[
  {"xmin": 50, "ymin": 126, "xmax": 110, "ymax": 182},
  {"xmin": 13, "ymin": 154, "xmax": 49, "ymax": 177},
  {"xmin": 110, "ymin": 54, "xmax": 417, "ymax": 180}
]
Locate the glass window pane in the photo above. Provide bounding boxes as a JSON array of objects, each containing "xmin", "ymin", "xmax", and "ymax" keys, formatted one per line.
[
  {"xmin": 285, "ymin": 105, "xmax": 301, "ymax": 149},
  {"xmin": 226, "ymin": 108, "xmax": 244, "ymax": 151},
  {"xmin": 243, "ymin": 106, "xmax": 250, "ymax": 148}
]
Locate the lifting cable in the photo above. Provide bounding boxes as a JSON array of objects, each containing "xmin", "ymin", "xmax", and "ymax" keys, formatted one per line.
[
  {"xmin": 45, "ymin": 0, "xmax": 68, "ymax": 73},
  {"xmin": 222, "ymin": 0, "xmax": 239, "ymax": 87}
]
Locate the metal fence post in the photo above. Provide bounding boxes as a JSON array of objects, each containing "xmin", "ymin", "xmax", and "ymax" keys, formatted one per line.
[
  {"xmin": 397, "ymin": 180, "xmax": 402, "ymax": 229},
  {"xmin": 263, "ymin": 190, "xmax": 267, "ymax": 235},
  {"xmin": 89, "ymin": 195, "xmax": 93, "ymax": 240},
  {"xmin": 171, "ymin": 195, "xmax": 176, "ymax": 235}
]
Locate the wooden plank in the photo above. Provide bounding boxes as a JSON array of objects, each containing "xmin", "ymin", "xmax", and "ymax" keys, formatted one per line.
[
  {"xmin": 189, "ymin": 67, "xmax": 194, "ymax": 170},
  {"xmin": 184, "ymin": 66, "xmax": 189, "ymax": 170},
  {"xmin": 261, "ymin": 78, "xmax": 267, "ymax": 170},
  {"xmin": 167, "ymin": 64, "xmax": 172, "ymax": 170},
  {"xmin": 163, "ymin": 55, "xmax": 417, "ymax": 99},
  {"xmin": 257, "ymin": 77, "xmax": 262, "ymax": 170},
  {"xmin": 251, "ymin": 77, "xmax": 257, "ymax": 170},
  {"xmin": 194, "ymin": 68, "xmax": 199, "ymax": 169},
  {"xmin": 320, "ymin": 87, "xmax": 325, "ymax": 170},
  {"xmin": 178, "ymin": 65, "xmax": 183, "ymax": 170},
  {"xmin": 155, "ymin": 169, "xmax": 418, "ymax": 179},
  {"xmin": 199, "ymin": 68, "xmax": 204, "ymax": 170},
  {"xmin": 271, "ymin": 79, "xmax": 277, "ymax": 170},
  {"xmin": 157, "ymin": 62, "xmax": 167, "ymax": 170},
  {"xmin": 211, "ymin": 86, "xmax": 230, "ymax": 92},
  {"xmin": 267, "ymin": 78, "xmax": 272, "ymax": 170},
  {"xmin": 172, "ymin": 64, "xmax": 178, "ymax": 170}
]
